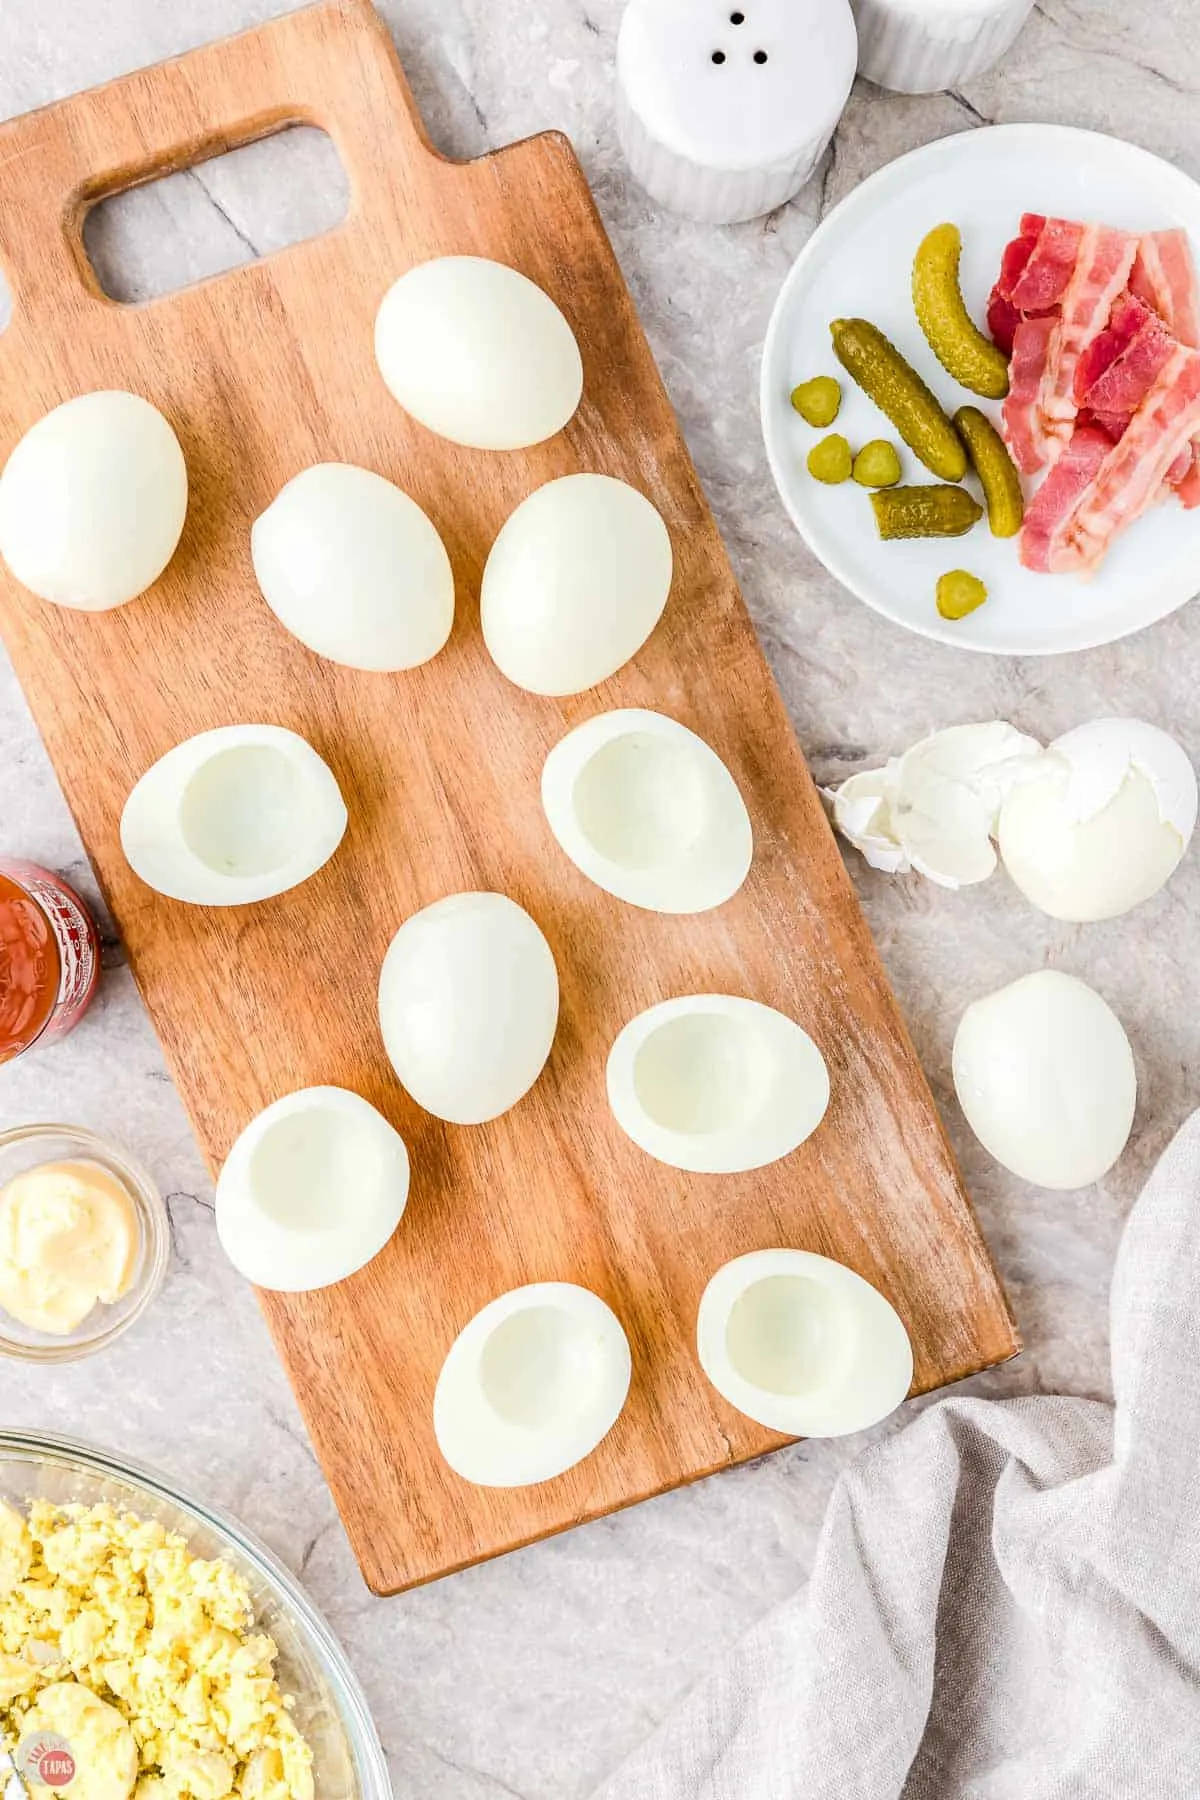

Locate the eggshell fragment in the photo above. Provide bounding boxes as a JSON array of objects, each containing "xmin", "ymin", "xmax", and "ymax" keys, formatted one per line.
[{"xmin": 374, "ymin": 256, "xmax": 584, "ymax": 450}]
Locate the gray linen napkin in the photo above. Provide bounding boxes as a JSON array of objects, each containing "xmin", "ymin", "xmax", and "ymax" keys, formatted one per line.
[{"xmin": 602, "ymin": 1109, "xmax": 1200, "ymax": 1799}]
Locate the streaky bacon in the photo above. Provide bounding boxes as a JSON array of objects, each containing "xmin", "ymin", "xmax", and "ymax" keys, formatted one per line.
[
  {"xmin": 1074, "ymin": 293, "xmax": 1155, "ymax": 403},
  {"xmin": 1008, "ymin": 216, "xmax": 1083, "ymax": 313},
  {"xmin": 1003, "ymin": 315, "xmax": 1059, "ymax": 473},
  {"xmin": 987, "ymin": 291, "xmax": 1023, "ymax": 357},
  {"xmin": 1078, "ymin": 293, "xmax": 1176, "ymax": 417},
  {"xmin": 1132, "ymin": 229, "xmax": 1200, "ymax": 504},
  {"xmin": 987, "ymin": 223, "xmax": 1043, "ymax": 355},
  {"xmin": 1039, "ymin": 224, "xmax": 1140, "ymax": 459},
  {"xmin": 1019, "ymin": 424, "xmax": 1112, "ymax": 573}
]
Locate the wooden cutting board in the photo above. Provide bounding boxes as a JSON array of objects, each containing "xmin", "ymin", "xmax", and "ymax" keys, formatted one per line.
[{"xmin": 0, "ymin": 0, "xmax": 1019, "ymax": 1594}]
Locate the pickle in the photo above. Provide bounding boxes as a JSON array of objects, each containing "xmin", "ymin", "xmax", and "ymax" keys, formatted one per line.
[
  {"xmin": 791, "ymin": 376, "xmax": 842, "ymax": 427},
  {"xmin": 954, "ymin": 405, "xmax": 1024, "ymax": 538},
  {"xmin": 830, "ymin": 318, "xmax": 967, "ymax": 482},
  {"xmin": 871, "ymin": 485, "xmax": 983, "ymax": 540},
  {"xmin": 936, "ymin": 570, "xmax": 989, "ymax": 620},
  {"xmin": 853, "ymin": 440, "xmax": 902, "ymax": 489},
  {"xmin": 807, "ymin": 434, "xmax": 853, "ymax": 484},
  {"xmin": 913, "ymin": 224, "xmax": 1010, "ymax": 401}
]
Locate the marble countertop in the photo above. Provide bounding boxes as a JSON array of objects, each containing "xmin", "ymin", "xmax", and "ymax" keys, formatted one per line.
[{"xmin": 3, "ymin": 1, "xmax": 1199, "ymax": 1794}]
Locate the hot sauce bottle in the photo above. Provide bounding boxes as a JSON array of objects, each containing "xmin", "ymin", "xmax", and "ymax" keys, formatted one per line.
[{"xmin": 0, "ymin": 860, "xmax": 100, "ymax": 1065}]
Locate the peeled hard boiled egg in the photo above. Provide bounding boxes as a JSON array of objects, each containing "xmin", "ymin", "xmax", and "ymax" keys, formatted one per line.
[
  {"xmin": 952, "ymin": 970, "xmax": 1136, "ymax": 1190},
  {"xmin": 121, "ymin": 724, "xmax": 348, "ymax": 906},
  {"xmin": 251, "ymin": 463, "xmax": 454, "ymax": 671},
  {"xmin": 607, "ymin": 995, "xmax": 830, "ymax": 1174},
  {"xmin": 216, "ymin": 1087, "xmax": 409, "ymax": 1292},
  {"xmin": 481, "ymin": 474, "xmax": 672, "ymax": 696},
  {"xmin": 998, "ymin": 719, "xmax": 1197, "ymax": 922},
  {"xmin": 0, "ymin": 390, "xmax": 187, "ymax": 610},
  {"xmin": 434, "ymin": 1281, "xmax": 631, "ymax": 1487},
  {"xmin": 541, "ymin": 708, "xmax": 753, "ymax": 913},
  {"xmin": 374, "ymin": 256, "xmax": 584, "ymax": 450},
  {"xmin": 379, "ymin": 892, "xmax": 559, "ymax": 1124},
  {"xmin": 697, "ymin": 1249, "xmax": 913, "ymax": 1437}
]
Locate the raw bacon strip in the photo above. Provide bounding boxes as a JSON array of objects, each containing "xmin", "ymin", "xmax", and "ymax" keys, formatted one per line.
[
  {"xmin": 1019, "ymin": 424, "xmax": 1112, "ymax": 572},
  {"xmin": 987, "ymin": 224, "xmax": 1042, "ymax": 354},
  {"xmin": 1077, "ymin": 294, "xmax": 1176, "ymax": 418},
  {"xmin": 1008, "ymin": 215, "xmax": 1082, "ymax": 313},
  {"xmin": 1132, "ymin": 229, "xmax": 1200, "ymax": 507},
  {"xmin": 1003, "ymin": 315, "xmax": 1058, "ymax": 473},
  {"xmin": 987, "ymin": 291, "xmax": 1023, "ymax": 358},
  {"xmin": 1039, "ymin": 224, "xmax": 1140, "ymax": 459}
]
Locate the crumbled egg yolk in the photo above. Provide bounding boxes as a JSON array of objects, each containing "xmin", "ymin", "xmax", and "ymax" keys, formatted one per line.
[{"xmin": 0, "ymin": 1501, "xmax": 314, "ymax": 1800}]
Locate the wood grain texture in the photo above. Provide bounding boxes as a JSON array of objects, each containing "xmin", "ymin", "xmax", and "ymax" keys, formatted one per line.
[{"xmin": 0, "ymin": 0, "xmax": 1019, "ymax": 1594}]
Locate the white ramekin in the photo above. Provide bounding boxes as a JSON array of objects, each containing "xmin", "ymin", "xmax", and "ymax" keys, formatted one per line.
[{"xmin": 851, "ymin": 0, "xmax": 1035, "ymax": 94}]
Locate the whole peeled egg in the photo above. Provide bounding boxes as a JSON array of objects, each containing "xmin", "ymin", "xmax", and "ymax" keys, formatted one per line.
[
  {"xmin": 952, "ymin": 969, "xmax": 1136, "ymax": 1190},
  {"xmin": 374, "ymin": 256, "xmax": 584, "ymax": 450},
  {"xmin": 0, "ymin": 391, "xmax": 187, "ymax": 609},
  {"xmin": 379, "ymin": 892, "xmax": 559, "ymax": 1125},
  {"xmin": 998, "ymin": 719, "xmax": 1197, "ymax": 921},
  {"xmin": 251, "ymin": 463, "xmax": 454, "ymax": 671},
  {"xmin": 482, "ymin": 474, "xmax": 673, "ymax": 696}
]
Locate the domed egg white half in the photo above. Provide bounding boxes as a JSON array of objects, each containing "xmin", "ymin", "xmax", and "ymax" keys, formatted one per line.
[
  {"xmin": 0, "ymin": 390, "xmax": 187, "ymax": 610},
  {"xmin": 121, "ymin": 723, "xmax": 348, "ymax": 906},
  {"xmin": 379, "ymin": 892, "xmax": 559, "ymax": 1125},
  {"xmin": 216, "ymin": 1087, "xmax": 409, "ymax": 1292},
  {"xmin": 374, "ymin": 255, "xmax": 584, "ymax": 451},
  {"xmin": 251, "ymin": 463, "xmax": 454, "ymax": 672},
  {"xmin": 434, "ymin": 1281, "xmax": 631, "ymax": 1487},
  {"xmin": 697, "ymin": 1249, "xmax": 913, "ymax": 1437},
  {"xmin": 997, "ymin": 719, "xmax": 1197, "ymax": 922},
  {"xmin": 481, "ymin": 473, "xmax": 672, "ymax": 696},
  {"xmin": 952, "ymin": 969, "xmax": 1136, "ymax": 1190},
  {"xmin": 541, "ymin": 708, "xmax": 753, "ymax": 913},
  {"xmin": 607, "ymin": 995, "xmax": 830, "ymax": 1174}
]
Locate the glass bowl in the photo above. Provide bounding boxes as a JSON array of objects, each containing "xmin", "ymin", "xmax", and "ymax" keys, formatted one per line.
[
  {"xmin": 0, "ymin": 1123, "xmax": 170, "ymax": 1362},
  {"xmin": 0, "ymin": 1430, "xmax": 389, "ymax": 1800}
]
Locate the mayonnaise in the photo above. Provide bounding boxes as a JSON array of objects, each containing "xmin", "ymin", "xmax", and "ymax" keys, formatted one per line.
[{"xmin": 0, "ymin": 1161, "xmax": 139, "ymax": 1335}]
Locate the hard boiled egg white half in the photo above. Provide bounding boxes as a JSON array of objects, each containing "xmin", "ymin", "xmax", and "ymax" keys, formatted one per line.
[
  {"xmin": 997, "ymin": 719, "xmax": 1197, "ymax": 922},
  {"xmin": 952, "ymin": 969, "xmax": 1136, "ymax": 1190},
  {"xmin": 216, "ymin": 1086, "xmax": 409, "ymax": 1292},
  {"xmin": 379, "ymin": 892, "xmax": 559, "ymax": 1125},
  {"xmin": 434, "ymin": 1281, "xmax": 631, "ymax": 1487},
  {"xmin": 482, "ymin": 474, "xmax": 673, "ymax": 696},
  {"xmin": 251, "ymin": 463, "xmax": 454, "ymax": 672},
  {"xmin": 607, "ymin": 995, "xmax": 830, "ymax": 1174},
  {"xmin": 0, "ymin": 390, "xmax": 187, "ymax": 610},
  {"xmin": 121, "ymin": 724, "xmax": 348, "ymax": 906},
  {"xmin": 697, "ymin": 1249, "xmax": 914, "ymax": 1437},
  {"xmin": 541, "ymin": 708, "xmax": 753, "ymax": 913},
  {"xmin": 375, "ymin": 255, "xmax": 584, "ymax": 450}
]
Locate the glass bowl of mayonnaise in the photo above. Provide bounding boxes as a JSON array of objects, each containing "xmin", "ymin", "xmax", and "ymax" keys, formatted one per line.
[{"xmin": 0, "ymin": 1124, "xmax": 170, "ymax": 1362}]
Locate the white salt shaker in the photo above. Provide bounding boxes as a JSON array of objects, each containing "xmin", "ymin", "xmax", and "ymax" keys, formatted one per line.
[
  {"xmin": 616, "ymin": 0, "xmax": 858, "ymax": 226},
  {"xmin": 851, "ymin": 0, "xmax": 1034, "ymax": 93}
]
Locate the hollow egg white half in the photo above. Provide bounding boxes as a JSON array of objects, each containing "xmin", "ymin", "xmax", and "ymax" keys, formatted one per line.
[
  {"xmin": 216, "ymin": 1086, "xmax": 409, "ymax": 1292},
  {"xmin": 434, "ymin": 1281, "xmax": 631, "ymax": 1487},
  {"xmin": 998, "ymin": 719, "xmax": 1197, "ymax": 922},
  {"xmin": 541, "ymin": 708, "xmax": 753, "ymax": 913},
  {"xmin": 481, "ymin": 474, "xmax": 672, "ymax": 696},
  {"xmin": 0, "ymin": 390, "xmax": 187, "ymax": 610},
  {"xmin": 952, "ymin": 969, "xmax": 1136, "ymax": 1190},
  {"xmin": 606, "ymin": 995, "xmax": 830, "ymax": 1174},
  {"xmin": 374, "ymin": 255, "xmax": 584, "ymax": 450},
  {"xmin": 251, "ymin": 462, "xmax": 454, "ymax": 671},
  {"xmin": 379, "ymin": 892, "xmax": 559, "ymax": 1125},
  {"xmin": 697, "ymin": 1249, "xmax": 913, "ymax": 1437},
  {"xmin": 121, "ymin": 724, "xmax": 348, "ymax": 906}
]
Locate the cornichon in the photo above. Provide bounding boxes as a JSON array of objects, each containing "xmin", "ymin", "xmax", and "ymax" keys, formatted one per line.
[
  {"xmin": 871, "ymin": 485, "xmax": 983, "ymax": 540},
  {"xmin": 791, "ymin": 376, "xmax": 842, "ymax": 427},
  {"xmin": 936, "ymin": 570, "xmax": 989, "ymax": 620},
  {"xmin": 807, "ymin": 434, "xmax": 854, "ymax": 484},
  {"xmin": 830, "ymin": 318, "xmax": 967, "ymax": 482},
  {"xmin": 913, "ymin": 224, "xmax": 1010, "ymax": 401},
  {"xmin": 954, "ymin": 405, "xmax": 1024, "ymax": 538}
]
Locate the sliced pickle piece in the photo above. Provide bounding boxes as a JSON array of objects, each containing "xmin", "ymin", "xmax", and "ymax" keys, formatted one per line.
[
  {"xmin": 853, "ymin": 440, "xmax": 902, "ymax": 489},
  {"xmin": 791, "ymin": 376, "xmax": 842, "ymax": 427},
  {"xmin": 831, "ymin": 318, "xmax": 967, "ymax": 482},
  {"xmin": 913, "ymin": 224, "xmax": 1010, "ymax": 401},
  {"xmin": 871, "ymin": 486, "xmax": 983, "ymax": 540},
  {"xmin": 936, "ymin": 570, "xmax": 989, "ymax": 620},
  {"xmin": 954, "ymin": 405, "xmax": 1025, "ymax": 538},
  {"xmin": 807, "ymin": 434, "xmax": 854, "ymax": 484}
]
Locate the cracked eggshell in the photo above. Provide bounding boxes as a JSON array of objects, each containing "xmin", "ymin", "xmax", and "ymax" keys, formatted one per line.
[
  {"xmin": 0, "ymin": 391, "xmax": 187, "ymax": 610},
  {"xmin": 379, "ymin": 892, "xmax": 559, "ymax": 1125},
  {"xmin": 481, "ymin": 474, "xmax": 673, "ymax": 696},
  {"xmin": 696, "ymin": 1249, "xmax": 913, "ymax": 1437},
  {"xmin": 998, "ymin": 719, "xmax": 1197, "ymax": 922},
  {"xmin": 374, "ymin": 256, "xmax": 584, "ymax": 450},
  {"xmin": 606, "ymin": 994, "xmax": 830, "ymax": 1175},
  {"xmin": 251, "ymin": 463, "xmax": 454, "ymax": 671},
  {"xmin": 541, "ymin": 708, "xmax": 753, "ymax": 913},
  {"xmin": 891, "ymin": 722, "xmax": 1044, "ymax": 889},
  {"xmin": 952, "ymin": 970, "xmax": 1136, "ymax": 1190},
  {"xmin": 434, "ymin": 1282, "xmax": 631, "ymax": 1487},
  {"xmin": 824, "ymin": 767, "xmax": 910, "ymax": 874},
  {"xmin": 120, "ymin": 724, "xmax": 348, "ymax": 906},
  {"xmin": 216, "ymin": 1086, "xmax": 409, "ymax": 1292}
]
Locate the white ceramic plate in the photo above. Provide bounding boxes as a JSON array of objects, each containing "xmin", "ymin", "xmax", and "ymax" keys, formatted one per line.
[{"xmin": 761, "ymin": 125, "xmax": 1200, "ymax": 656}]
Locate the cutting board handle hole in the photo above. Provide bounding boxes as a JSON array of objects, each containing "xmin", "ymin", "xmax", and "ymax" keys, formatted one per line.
[{"xmin": 80, "ymin": 125, "xmax": 350, "ymax": 304}]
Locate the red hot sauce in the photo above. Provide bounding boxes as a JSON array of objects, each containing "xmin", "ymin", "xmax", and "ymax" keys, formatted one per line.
[{"xmin": 0, "ymin": 860, "xmax": 100, "ymax": 1064}]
